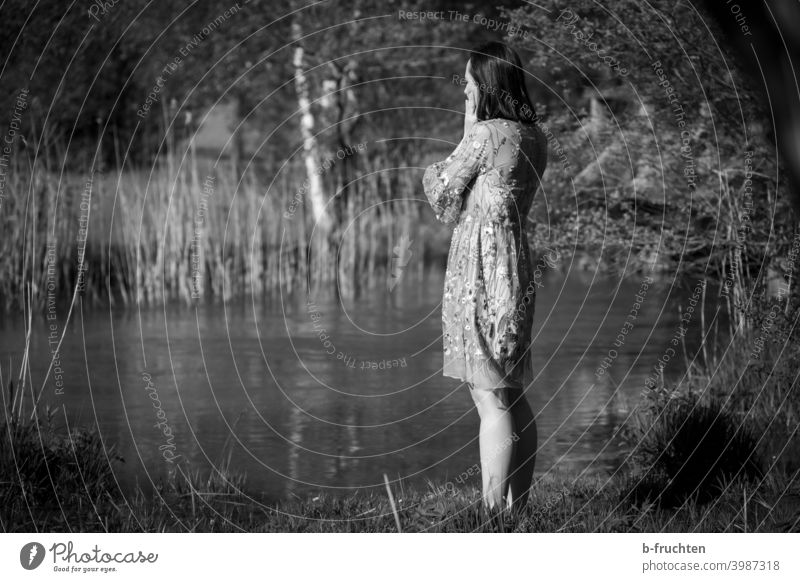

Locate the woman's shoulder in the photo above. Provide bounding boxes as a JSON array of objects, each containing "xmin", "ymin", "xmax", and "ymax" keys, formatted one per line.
[
  {"xmin": 479, "ymin": 117, "xmax": 542, "ymax": 135},
  {"xmin": 477, "ymin": 117, "xmax": 515, "ymax": 129},
  {"xmin": 472, "ymin": 118, "xmax": 519, "ymax": 141}
]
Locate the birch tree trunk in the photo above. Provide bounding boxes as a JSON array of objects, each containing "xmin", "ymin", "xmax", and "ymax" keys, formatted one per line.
[{"xmin": 291, "ymin": 19, "xmax": 331, "ymax": 234}]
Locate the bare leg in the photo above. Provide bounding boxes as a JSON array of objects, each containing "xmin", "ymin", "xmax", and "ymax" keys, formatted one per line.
[
  {"xmin": 506, "ymin": 389, "xmax": 538, "ymax": 512},
  {"xmin": 469, "ymin": 384, "xmax": 515, "ymax": 511}
]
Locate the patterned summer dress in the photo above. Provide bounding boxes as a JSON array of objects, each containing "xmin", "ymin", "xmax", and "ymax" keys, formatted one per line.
[{"xmin": 422, "ymin": 118, "xmax": 548, "ymax": 389}]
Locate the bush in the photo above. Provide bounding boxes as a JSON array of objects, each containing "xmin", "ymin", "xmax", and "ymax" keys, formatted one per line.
[
  {"xmin": 628, "ymin": 390, "xmax": 763, "ymax": 507},
  {"xmin": 0, "ymin": 406, "xmax": 123, "ymax": 508}
]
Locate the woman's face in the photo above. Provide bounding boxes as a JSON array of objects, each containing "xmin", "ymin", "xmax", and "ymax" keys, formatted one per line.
[{"xmin": 464, "ymin": 60, "xmax": 478, "ymax": 110}]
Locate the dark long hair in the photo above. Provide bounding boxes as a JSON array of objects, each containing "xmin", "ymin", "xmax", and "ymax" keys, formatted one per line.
[{"xmin": 468, "ymin": 41, "xmax": 538, "ymax": 124}]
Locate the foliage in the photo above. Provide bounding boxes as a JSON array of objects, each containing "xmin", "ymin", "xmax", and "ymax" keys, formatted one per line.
[
  {"xmin": 0, "ymin": 0, "xmax": 507, "ymax": 168},
  {"xmin": 502, "ymin": 0, "xmax": 793, "ymax": 276}
]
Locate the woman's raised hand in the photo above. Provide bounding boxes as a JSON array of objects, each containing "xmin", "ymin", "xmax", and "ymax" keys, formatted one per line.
[{"xmin": 464, "ymin": 91, "xmax": 477, "ymax": 136}]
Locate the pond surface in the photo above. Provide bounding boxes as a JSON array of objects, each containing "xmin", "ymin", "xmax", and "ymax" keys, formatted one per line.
[{"xmin": 0, "ymin": 265, "xmax": 726, "ymax": 503}]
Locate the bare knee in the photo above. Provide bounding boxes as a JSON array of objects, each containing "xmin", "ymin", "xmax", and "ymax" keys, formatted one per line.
[
  {"xmin": 469, "ymin": 384, "xmax": 512, "ymax": 416},
  {"xmin": 469, "ymin": 383, "xmax": 511, "ymax": 407}
]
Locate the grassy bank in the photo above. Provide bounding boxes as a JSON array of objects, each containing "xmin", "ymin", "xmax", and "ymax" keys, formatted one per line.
[
  {"xmin": 2, "ymin": 434, "xmax": 797, "ymax": 533},
  {"xmin": 1, "ymin": 447, "xmax": 796, "ymax": 534}
]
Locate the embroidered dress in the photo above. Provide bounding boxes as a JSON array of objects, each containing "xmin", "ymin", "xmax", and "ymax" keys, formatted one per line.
[{"xmin": 423, "ymin": 118, "xmax": 548, "ymax": 389}]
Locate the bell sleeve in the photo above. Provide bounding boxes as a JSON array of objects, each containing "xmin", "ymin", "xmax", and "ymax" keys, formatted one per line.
[{"xmin": 422, "ymin": 122, "xmax": 490, "ymax": 225}]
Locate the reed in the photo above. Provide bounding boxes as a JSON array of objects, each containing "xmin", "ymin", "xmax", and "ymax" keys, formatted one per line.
[{"xmin": 0, "ymin": 145, "xmax": 432, "ymax": 311}]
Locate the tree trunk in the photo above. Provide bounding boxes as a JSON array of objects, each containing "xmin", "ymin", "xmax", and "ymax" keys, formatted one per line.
[{"xmin": 291, "ymin": 19, "xmax": 331, "ymax": 234}]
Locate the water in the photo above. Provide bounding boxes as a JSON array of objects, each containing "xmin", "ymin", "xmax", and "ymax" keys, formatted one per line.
[{"xmin": 0, "ymin": 265, "xmax": 725, "ymax": 502}]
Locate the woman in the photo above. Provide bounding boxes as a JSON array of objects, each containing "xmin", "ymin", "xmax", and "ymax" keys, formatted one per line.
[{"xmin": 422, "ymin": 41, "xmax": 548, "ymax": 515}]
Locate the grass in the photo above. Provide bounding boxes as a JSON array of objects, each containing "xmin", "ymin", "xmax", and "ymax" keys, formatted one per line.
[{"xmin": 2, "ymin": 436, "xmax": 797, "ymax": 533}]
